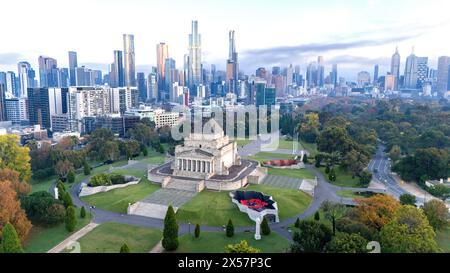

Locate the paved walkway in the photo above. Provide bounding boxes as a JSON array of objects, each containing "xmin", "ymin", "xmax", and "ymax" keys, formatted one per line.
[
  {"xmin": 149, "ymin": 240, "xmax": 164, "ymax": 253},
  {"xmin": 141, "ymin": 188, "xmax": 197, "ymax": 207},
  {"xmin": 47, "ymin": 223, "xmax": 99, "ymax": 253}
]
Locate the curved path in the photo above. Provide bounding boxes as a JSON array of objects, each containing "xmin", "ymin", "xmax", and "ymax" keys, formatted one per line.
[{"xmin": 65, "ymin": 141, "xmax": 394, "ymax": 247}]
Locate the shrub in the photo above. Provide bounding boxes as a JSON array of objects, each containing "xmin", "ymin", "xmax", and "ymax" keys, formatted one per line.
[
  {"xmin": 61, "ymin": 191, "xmax": 74, "ymax": 208},
  {"xmin": 110, "ymin": 174, "xmax": 126, "ymax": 185},
  {"xmin": 80, "ymin": 206, "xmax": 86, "ymax": 218},
  {"xmin": 335, "ymin": 218, "xmax": 376, "ymax": 241},
  {"xmin": 399, "ymin": 194, "xmax": 417, "ymax": 206},
  {"xmin": 65, "ymin": 206, "xmax": 77, "ymax": 232},
  {"xmin": 328, "ymin": 168, "xmax": 337, "ymax": 182},
  {"xmin": 194, "ymin": 224, "xmax": 200, "ymax": 238},
  {"xmin": 261, "ymin": 218, "xmax": 271, "ymax": 235},
  {"xmin": 83, "ymin": 162, "xmax": 91, "ymax": 175},
  {"xmin": 67, "ymin": 169, "xmax": 76, "ymax": 184},
  {"xmin": 302, "ymin": 154, "xmax": 308, "ymax": 164},
  {"xmin": 225, "ymin": 240, "xmax": 261, "ymax": 253},
  {"xmin": 120, "ymin": 243, "xmax": 130, "ymax": 253},
  {"xmin": 226, "ymin": 219, "xmax": 234, "ymax": 237},
  {"xmin": 162, "ymin": 205, "xmax": 179, "ymax": 251},
  {"xmin": 294, "ymin": 218, "xmax": 300, "ymax": 228},
  {"xmin": 1, "ymin": 223, "xmax": 24, "ymax": 253},
  {"xmin": 89, "ymin": 173, "xmax": 112, "ymax": 187},
  {"xmin": 314, "ymin": 211, "xmax": 320, "ymax": 221}
]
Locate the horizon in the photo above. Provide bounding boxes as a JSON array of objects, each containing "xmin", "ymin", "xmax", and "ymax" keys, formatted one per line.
[{"xmin": 1, "ymin": 0, "xmax": 450, "ymax": 80}]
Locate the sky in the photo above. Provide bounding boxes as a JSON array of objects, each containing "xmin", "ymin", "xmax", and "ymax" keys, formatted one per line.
[{"xmin": 0, "ymin": 0, "xmax": 449, "ymax": 80}]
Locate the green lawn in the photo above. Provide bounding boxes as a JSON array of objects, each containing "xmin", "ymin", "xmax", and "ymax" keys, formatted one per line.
[
  {"xmin": 246, "ymin": 184, "xmax": 312, "ymax": 221},
  {"xmin": 69, "ymin": 222, "xmax": 162, "ymax": 253},
  {"xmin": 318, "ymin": 166, "xmax": 361, "ymax": 188},
  {"xmin": 30, "ymin": 176, "xmax": 57, "ymax": 193},
  {"xmin": 299, "ymin": 140, "xmax": 318, "ymax": 157},
  {"xmin": 177, "ymin": 232, "xmax": 290, "ymax": 253},
  {"xmin": 268, "ymin": 168, "xmax": 315, "ymax": 179},
  {"xmin": 336, "ymin": 190, "xmax": 365, "ymax": 199},
  {"xmin": 236, "ymin": 139, "xmax": 253, "ymax": 146},
  {"xmin": 81, "ymin": 180, "xmax": 159, "ymax": 213},
  {"xmin": 436, "ymin": 227, "xmax": 450, "ymax": 253},
  {"xmin": 177, "ymin": 184, "xmax": 312, "ymax": 227},
  {"xmin": 176, "ymin": 191, "xmax": 254, "ymax": 227},
  {"xmin": 24, "ymin": 208, "xmax": 92, "ymax": 253}
]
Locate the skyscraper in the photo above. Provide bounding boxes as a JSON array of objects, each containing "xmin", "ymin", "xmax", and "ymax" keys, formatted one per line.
[
  {"xmin": 5, "ymin": 71, "xmax": 17, "ymax": 97},
  {"xmin": 226, "ymin": 30, "xmax": 239, "ymax": 94},
  {"xmin": 0, "ymin": 84, "xmax": 6, "ymax": 121},
  {"xmin": 137, "ymin": 72, "xmax": 147, "ymax": 102},
  {"xmin": 416, "ymin": 57, "xmax": 428, "ymax": 89},
  {"xmin": 437, "ymin": 56, "xmax": 450, "ymax": 95},
  {"xmin": 188, "ymin": 20, "xmax": 202, "ymax": 90},
  {"xmin": 373, "ymin": 65, "xmax": 379, "ymax": 84},
  {"xmin": 123, "ymin": 34, "xmax": 136, "ymax": 87},
  {"xmin": 27, "ymin": 87, "xmax": 51, "ymax": 129},
  {"xmin": 165, "ymin": 58, "xmax": 177, "ymax": 97},
  {"xmin": 390, "ymin": 47, "xmax": 401, "ymax": 89},
  {"xmin": 110, "ymin": 50, "xmax": 124, "ymax": 88},
  {"xmin": 317, "ymin": 56, "xmax": 325, "ymax": 87},
  {"xmin": 17, "ymin": 62, "xmax": 35, "ymax": 98},
  {"xmin": 147, "ymin": 72, "xmax": 158, "ymax": 102},
  {"xmin": 404, "ymin": 49, "xmax": 418, "ymax": 89},
  {"xmin": 331, "ymin": 64, "xmax": 338, "ymax": 87},
  {"xmin": 38, "ymin": 56, "xmax": 59, "ymax": 88},
  {"xmin": 156, "ymin": 42, "xmax": 169, "ymax": 91},
  {"xmin": 68, "ymin": 51, "xmax": 78, "ymax": 86}
]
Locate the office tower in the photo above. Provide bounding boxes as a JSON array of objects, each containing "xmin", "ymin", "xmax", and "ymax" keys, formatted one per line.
[
  {"xmin": 256, "ymin": 67, "xmax": 267, "ymax": 79},
  {"xmin": 156, "ymin": 42, "xmax": 169, "ymax": 90},
  {"xmin": 416, "ymin": 57, "xmax": 428, "ymax": 89},
  {"xmin": 93, "ymin": 70, "xmax": 102, "ymax": 85},
  {"xmin": 317, "ymin": 56, "xmax": 325, "ymax": 87},
  {"xmin": 404, "ymin": 49, "xmax": 418, "ymax": 89},
  {"xmin": 123, "ymin": 34, "xmax": 136, "ymax": 87},
  {"xmin": 59, "ymin": 68, "xmax": 70, "ymax": 88},
  {"xmin": 331, "ymin": 64, "xmax": 338, "ymax": 87},
  {"xmin": 27, "ymin": 87, "xmax": 51, "ymax": 129},
  {"xmin": 255, "ymin": 82, "xmax": 276, "ymax": 107},
  {"xmin": 373, "ymin": 65, "xmax": 379, "ymax": 84},
  {"xmin": 0, "ymin": 84, "xmax": 5, "ymax": 121},
  {"xmin": 38, "ymin": 56, "xmax": 59, "ymax": 88},
  {"xmin": 5, "ymin": 71, "xmax": 17, "ymax": 97},
  {"xmin": 226, "ymin": 30, "xmax": 239, "ymax": 94},
  {"xmin": 137, "ymin": 72, "xmax": 147, "ymax": 102},
  {"xmin": 188, "ymin": 20, "xmax": 202, "ymax": 89},
  {"xmin": 437, "ymin": 56, "xmax": 450, "ymax": 95},
  {"xmin": 164, "ymin": 58, "xmax": 176, "ymax": 94},
  {"xmin": 390, "ymin": 47, "xmax": 401, "ymax": 89},
  {"xmin": 272, "ymin": 66, "xmax": 281, "ymax": 76},
  {"xmin": 385, "ymin": 75, "xmax": 396, "ymax": 91},
  {"xmin": 17, "ymin": 62, "xmax": 35, "ymax": 98},
  {"xmin": 306, "ymin": 62, "xmax": 318, "ymax": 87},
  {"xmin": 147, "ymin": 73, "xmax": 158, "ymax": 101},
  {"xmin": 286, "ymin": 64, "xmax": 294, "ymax": 87},
  {"xmin": 0, "ymin": 73, "xmax": 6, "ymax": 90},
  {"xmin": 68, "ymin": 51, "xmax": 78, "ymax": 86},
  {"xmin": 110, "ymin": 50, "xmax": 124, "ymax": 88},
  {"xmin": 357, "ymin": 71, "xmax": 371, "ymax": 87},
  {"xmin": 5, "ymin": 97, "xmax": 28, "ymax": 124}
]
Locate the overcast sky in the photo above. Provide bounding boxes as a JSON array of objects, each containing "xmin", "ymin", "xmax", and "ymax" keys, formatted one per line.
[{"xmin": 0, "ymin": 0, "xmax": 449, "ymax": 80}]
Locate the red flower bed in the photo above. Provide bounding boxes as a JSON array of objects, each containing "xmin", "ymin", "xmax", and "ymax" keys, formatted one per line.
[
  {"xmin": 240, "ymin": 198, "xmax": 269, "ymax": 210},
  {"xmin": 264, "ymin": 159, "xmax": 298, "ymax": 167}
]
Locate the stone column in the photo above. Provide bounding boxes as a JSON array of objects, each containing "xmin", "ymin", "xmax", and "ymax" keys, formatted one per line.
[
  {"xmin": 255, "ymin": 218, "xmax": 261, "ymax": 240},
  {"xmin": 207, "ymin": 162, "xmax": 211, "ymax": 173},
  {"xmin": 183, "ymin": 159, "xmax": 186, "ymax": 171},
  {"xmin": 202, "ymin": 161, "xmax": 205, "ymax": 173}
]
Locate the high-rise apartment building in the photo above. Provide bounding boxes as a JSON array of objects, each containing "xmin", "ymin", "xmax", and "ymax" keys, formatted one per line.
[
  {"xmin": 18, "ymin": 62, "xmax": 35, "ymax": 97},
  {"xmin": 188, "ymin": 21, "xmax": 202, "ymax": 89},
  {"xmin": 38, "ymin": 56, "xmax": 59, "ymax": 88},
  {"xmin": 226, "ymin": 30, "xmax": 239, "ymax": 94},
  {"xmin": 437, "ymin": 56, "xmax": 450, "ymax": 95},
  {"xmin": 404, "ymin": 49, "xmax": 418, "ymax": 89},
  {"xmin": 156, "ymin": 42, "xmax": 169, "ymax": 90},
  {"xmin": 391, "ymin": 47, "xmax": 401, "ymax": 89},
  {"xmin": 110, "ymin": 50, "xmax": 124, "ymax": 88},
  {"xmin": 123, "ymin": 34, "xmax": 136, "ymax": 87},
  {"xmin": 68, "ymin": 51, "xmax": 78, "ymax": 86}
]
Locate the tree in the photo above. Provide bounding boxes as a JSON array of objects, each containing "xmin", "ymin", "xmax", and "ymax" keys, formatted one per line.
[
  {"xmin": 336, "ymin": 218, "xmax": 376, "ymax": 241},
  {"xmin": 0, "ymin": 134, "xmax": 31, "ymax": 182},
  {"xmin": 162, "ymin": 205, "xmax": 179, "ymax": 251},
  {"xmin": 358, "ymin": 170, "xmax": 372, "ymax": 187},
  {"xmin": 60, "ymin": 191, "xmax": 74, "ymax": 208},
  {"xmin": 380, "ymin": 206, "xmax": 439, "ymax": 253},
  {"xmin": 314, "ymin": 211, "xmax": 320, "ymax": 221},
  {"xmin": 261, "ymin": 217, "xmax": 271, "ymax": 235},
  {"xmin": 194, "ymin": 224, "xmax": 200, "ymax": 238},
  {"xmin": 0, "ymin": 181, "xmax": 32, "ymax": 241},
  {"xmin": 294, "ymin": 218, "xmax": 300, "ymax": 228},
  {"xmin": 141, "ymin": 145, "xmax": 148, "ymax": 157},
  {"xmin": 226, "ymin": 219, "xmax": 234, "ymax": 237},
  {"xmin": 290, "ymin": 220, "xmax": 332, "ymax": 253},
  {"xmin": 328, "ymin": 168, "xmax": 337, "ymax": 182},
  {"xmin": 298, "ymin": 113, "xmax": 320, "ymax": 143},
  {"xmin": 325, "ymin": 165, "xmax": 331, "ymax": 174},
  {"xmin": 326, "ymin": 232, "xmax": 368, "ymax": 253},
  {"xmin": 87, "ymin": 128, "xmax": 115, "ymax": 161},
  {"xmin": 125, "ymin": 140, "xmax": 141, "ymax": 159},
  {"xmin": 422, "ymin": 200, "xmax": 449, "ymax": 231},
  {"xmin": 55, "ymin": 160, "xmax": 74, "ymax": 181},
  {"xmin": 103, "ymin": 141, "xmax": 120, "ymax": 162},
  {"xmin": 428, "ymin": 184, "xmax": 450, "ymax": 199},
  {"xmin": 355, "ymin": 195, "xmax": 400, "ymax": 231},
  {"xmin": 388, "ymin": 145, "xmax": 401, "ymax": 162},
  {"xmin": 1, "ymin": 223, "xmax": 24, "ymax": 253},
  {"xmin": 80, "ymin": 206, "xmax": 86, "ymax": 219},
  {"xmin": 21, "ymin": 191, "xmax": 65, "ymax": 227},
  {"xmin": 321, "ymin": 201, "xmax": 347, "ymax": 235},
  {"xmin": 399, "ymin": 194, "xmax": 417, "ymax": 206},
  {"xmin": 225, "ymin": 240, "xmax": 261, "ymax": 253},
  {"xmin": 67, "ymin": 169, "xmax": 76, "ymax": 184},
  {"xmin": 83, "ymin": 161, "xmax": 91, "ymax": 175},
  {"xmin": 0, "ymin": 168, "xmax": 31, "ymax": 197},
  {"xmin": 65, "ymin": 206, "xmax": 77, "ymax": 232},
  {"xmin": 120, "ymin": 243, "xmax": 130, "ymax": 253},
  {"xmin": 302, "ymin": 153, "xmax": 308, "ymax": 164},
  {"xmin": 317, "ymin": 126, "xmax": 354, "ymax": 156}
]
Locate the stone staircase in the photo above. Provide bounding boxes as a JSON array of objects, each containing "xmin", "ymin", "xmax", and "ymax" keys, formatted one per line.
[{"xmin": 165, "ymin": 178, "xmax": 203, "ymax": 192}]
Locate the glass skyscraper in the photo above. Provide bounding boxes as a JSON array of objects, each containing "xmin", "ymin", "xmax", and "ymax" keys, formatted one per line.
[
  {"xmin": 188, "ymin": 21, "xmax": 202, "ymax": 90},
  {"xmin": 123, "ymin": 34, "xmax": 136, "ymax": 87}
]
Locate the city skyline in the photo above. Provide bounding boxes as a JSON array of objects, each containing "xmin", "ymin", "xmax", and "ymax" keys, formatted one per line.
[{"xmin": 0, "ymin": 0, "xmax": 450, "ymax": 79}]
